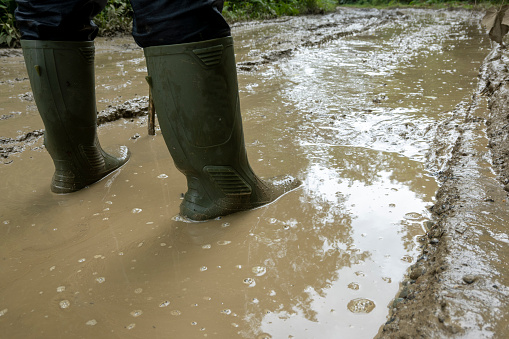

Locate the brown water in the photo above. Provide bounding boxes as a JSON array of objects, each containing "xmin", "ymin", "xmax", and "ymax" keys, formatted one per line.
[{"xmin": 0, "ymin": 9, "xmax": 490, "ymax": 339}]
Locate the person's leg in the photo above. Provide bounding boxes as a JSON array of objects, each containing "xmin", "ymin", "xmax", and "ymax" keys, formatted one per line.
[
  {"xmin": 16, "ymin": 1, "xmax": 130, "ymax": 193},
  {"xmin": 129, "ymin": 0, "xmax": 230, "ymax": 47},
  {"xmin": 136, "ymin": 1, "xmax": 300, "ymax": 220}
]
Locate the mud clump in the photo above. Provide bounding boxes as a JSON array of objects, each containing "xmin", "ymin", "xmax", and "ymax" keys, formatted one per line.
[
  {"xmin": 0, "ymin": 97, "xmax": 149, "ymax": 162},
  {"xmin": 480, "ymin": 45, "xmax": 509, "ymax": 189},
  {"xmin": 379, "ymin": 44, "xmax": 509, "ymax": 339}
]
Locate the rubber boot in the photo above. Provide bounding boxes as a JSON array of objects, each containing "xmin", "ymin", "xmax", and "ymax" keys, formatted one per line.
[
  {"xmin": 21, "ymin": 40, "xmax": 130, "ymax": 193},
  {"xmin": 144, "ymin": 36, "xmax": 300, "ymax": 221}
]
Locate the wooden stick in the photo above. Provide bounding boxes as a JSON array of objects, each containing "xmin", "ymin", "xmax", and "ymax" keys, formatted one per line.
[{"xmin": 148, "ymin": 87, "xmax": 156, "ymax": 136}]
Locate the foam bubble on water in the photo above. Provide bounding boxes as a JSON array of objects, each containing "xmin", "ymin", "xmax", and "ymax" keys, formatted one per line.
[
  {"xmin": 3, "ymin": 220, "xmax": 9, "ymax": 225},
  {"xmin": 252, "ymin": 266, "xmax": 266, "ymax": 276},
  {"xmin": 132, "ymin": 208, "xmax": 142, "ymax": 214},
  {"xmin": 78, "ymin": 258, "xmax": 86, "ymax": 263},
  {"xmin": 170, "ymin": 310, "xmax": 181, "ymax": 316},
  {"xmin": 269, "ymin": 290, "xmax": 276, "ymax": 296},
  {"xmin": 159, "ymin": 301, "xmax": 170, "ymax": 308},
  {"xmin": 217, "ymin": 240, "xmax": 231, "ymax": 246},
  {"xmin": 243, "ymin": 278, "xmax": 256, "ymax": 287},
  {"xmin": 86, "ymin": 319, "xmax": 97, "ymax": 326},
  {"xmin": 130, "ymin": 310, "xmax": 143, "ymax": 317},
  {"xmin": 0, "ymin": 309, "xmax": 7, "ymax": 317},
  {"xmin": 146, "ymin": 221, "xmax": 154, "ymax": 225},
  {"xmin": 202, "ymin": 244, "xmax": 211, "ymax": 249},
  {"xmin": 56, "ymin": 286, "xmax": 66, "ymax": 293},
  {"xmin": 191, "ymin": 321, "xmax": 197, "ymax": 326},
  {"xmin": 118, "ymin": 252, "xmax": 124, "ymax": 256},
  {"xmin": 59, "ymin": 300, "xmax": 70, "ymax": 309},
  {"xmin": 95, "ymin": 277, "xmax": 105, "ymax": 284},
  {"xmin": 134, "ymin": 288, "xmax": 143, "ymax": 294},
  {"xmin": 106, "ymin": 201, "xmax": 113, "ymax": 205},
  {"xmin": 200, "ymin": 266, "xmax": 208, "ymax": 272},
  {"xmin": 220, "ymin": 309, "xmax": 231, "ymax": 315},
  {"xmin": 126, "ymin": 323, "xmax": 136, "ymax": 330},
  {"xmin": 231, "ymin": 323, "xmax": 239, "ymax": 328},
  {"xmin": 157, "ymin": 174, "xmax": 168, "ymax": 179},
  {"xmin": 160, "ymin": 242, "xmax": 167, "ymax": 247},
  {"xmin": 50, "ymin": 266, "xmax": 56, "ymax": 271},
  {"xmin": 221, "ymin": 222, "xmax": 230, "ymax": 228},
  {"xmin": 138, "ymin": 242, "xmax": 144, "ymax": 248}
]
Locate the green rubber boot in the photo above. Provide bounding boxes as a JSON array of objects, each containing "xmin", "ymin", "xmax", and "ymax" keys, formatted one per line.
[
  {"xmin": 21, "ymin": 40, "xmax": 130, "ymax": 193},
  {"xmin": 144, "ymin": 36, "xmax": 300, "ymax": 221}
]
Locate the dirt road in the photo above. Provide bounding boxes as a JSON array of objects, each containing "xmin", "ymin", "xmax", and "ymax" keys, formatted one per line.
[{"xmin": 0, "ymin": 7, "xmax": 507, "ymax": 338}]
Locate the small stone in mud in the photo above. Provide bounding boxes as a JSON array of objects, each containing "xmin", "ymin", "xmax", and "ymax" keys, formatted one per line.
[
  {"xmin": 392, "ymin": 298, "xmax": 404, "ymax": 308},
  {"xmin": 409, "ymin": 266, "xmax": 426, "ymax": 280},
  {"xmin": 398, "ymin": 286, "xmax": 409, "ymax": 299},
  {"xmin": 463, "ymin": 274, "xmax": 477, "ymax": 284}
]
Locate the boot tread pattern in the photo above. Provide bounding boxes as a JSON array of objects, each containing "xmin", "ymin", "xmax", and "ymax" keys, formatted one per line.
[
  {"xmin": 205, "ymin": 166, "xmax": 252, "ymax": 196},
  {"xmin": 81, "ymin": 145, "xmax": 106, "ymax": 170},
  {"xmin": 78, "ymin": 47, "xmax": 95, "ymax": 65},
  {"xmin": 193, "ymin": 45, "xmax": 223, "ymax": 66}
]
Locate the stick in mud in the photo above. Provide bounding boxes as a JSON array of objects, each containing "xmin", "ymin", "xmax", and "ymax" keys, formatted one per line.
[{"xmin": 147, "ymin": 83, "xmax": 156, "ymax": 136}]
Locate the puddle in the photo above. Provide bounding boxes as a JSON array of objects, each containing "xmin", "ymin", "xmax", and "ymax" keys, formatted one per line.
[{"xmin": 0, "ymin": 8, "xmax": 490, "ymax": 339}]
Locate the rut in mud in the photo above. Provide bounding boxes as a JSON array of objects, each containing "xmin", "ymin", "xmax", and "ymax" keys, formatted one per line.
[{"xmin": 1, "ymin": 8, "xmax": 505, "ymax": 339}]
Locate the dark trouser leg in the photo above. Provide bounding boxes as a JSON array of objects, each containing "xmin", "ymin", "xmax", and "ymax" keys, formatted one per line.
[{"xmin": 129, "ymin": 0, "xmax": 230, "ymax": 47}]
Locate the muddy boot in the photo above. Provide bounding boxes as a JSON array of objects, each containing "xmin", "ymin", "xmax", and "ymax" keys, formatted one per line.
[
  {"xmin": 21, "ymin": 40, "xmax": 130, "ymax": 193},
  {"xmin": 144, "ymin": 36, "xmax": 300, "ymax": 221}
]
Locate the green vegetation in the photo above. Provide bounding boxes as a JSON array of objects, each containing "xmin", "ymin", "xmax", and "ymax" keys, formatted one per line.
[
  {"xmin": 338, "ymin": 0, "xmax": 506, "ymax": 9},
  {"xmin": 223, "ymin": 0, "xmax": 337, "ymax": 21},
  {"xmin": 1, "ymin": 0, "xmax": 507, "ymax": 48},
  {"xmin": 0, "ymin": 0, "xmax": 19, "ymax": 47},
  {"xmin": 94, "ymin": 0, "xmax": 133, "ymax": 37}
]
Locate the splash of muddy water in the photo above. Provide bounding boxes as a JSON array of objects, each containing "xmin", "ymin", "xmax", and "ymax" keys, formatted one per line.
[{"xmin": 0, "ymin": 9, "xmax": 489, "ymax": 339}]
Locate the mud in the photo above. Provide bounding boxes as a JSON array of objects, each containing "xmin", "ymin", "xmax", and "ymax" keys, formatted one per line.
[{"xmin": 1, "ymin": 7, "xmax": 508, "ymax": 339}]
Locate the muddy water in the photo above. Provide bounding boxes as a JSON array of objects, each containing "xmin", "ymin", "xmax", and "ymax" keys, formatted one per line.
[{"xmin": 0, "ymin": 9, "xmax": 490, "ymax": 339}]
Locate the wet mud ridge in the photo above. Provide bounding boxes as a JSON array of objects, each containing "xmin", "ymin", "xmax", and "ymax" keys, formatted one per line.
[
  {"xmin": 379, "ymin": 45, "xmax": 509, "ymax": 338},
  {"xmin": 0, "ymin": 96, "xmax": 149, "ymax": 163},
  {"xmin": 234, "ymin": 9, "xmax": 404, "ymax": 71}
]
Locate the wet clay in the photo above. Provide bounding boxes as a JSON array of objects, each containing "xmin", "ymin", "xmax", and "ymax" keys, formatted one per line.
[
  {"xmin": 1, "ymin": 7, "xmax": 507, "ymax": 339},
  {"xmin": 379, "ymin": 38, "xmax": 509, "ymax": 339}
]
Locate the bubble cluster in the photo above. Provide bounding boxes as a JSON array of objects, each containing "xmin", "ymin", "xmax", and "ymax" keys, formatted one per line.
[
  {"xmin": 130, "ymin": 310, "xmax": 143, "ymax": 317},
  {"xmin": 159, "ymin": 301, "xmax": 170, "ymax": 308},
  {"xmin": 59, "ymin": 300, "xmax": 70, "ymax": 309},
  {"xmin": 86, "ymin": 319, "xmax": 97, "ymax": 326},
  {"xmin": 252, "ymin": 266, "xmax": 267, "ymax": 276},
  {"xmin": 243, "ymin": 278, "xmax": 256, "ymax": 287}
]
